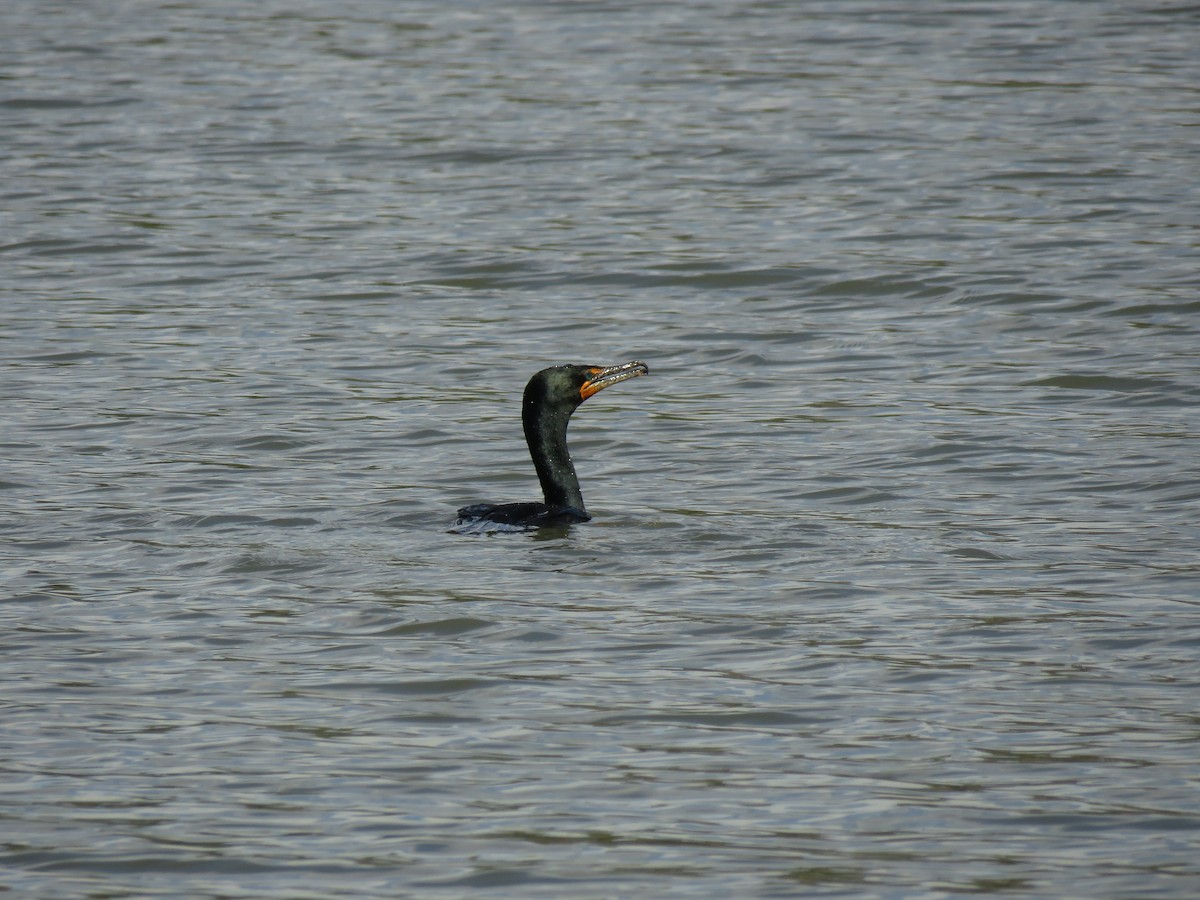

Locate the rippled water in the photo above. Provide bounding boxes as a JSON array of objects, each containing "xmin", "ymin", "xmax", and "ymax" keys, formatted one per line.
[{"xmin": 4, "ymin": 1, "xmax": 1199, "ymax": 897}]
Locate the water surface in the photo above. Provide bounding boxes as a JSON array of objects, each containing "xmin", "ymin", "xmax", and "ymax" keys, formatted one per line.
[{"xmin": 3, "ymin": 1, "xmax": 1199, "ymax": 897}]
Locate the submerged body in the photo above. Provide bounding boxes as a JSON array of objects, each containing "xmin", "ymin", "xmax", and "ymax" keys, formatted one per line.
[{"xmin": 454, "ymin": 361, "xmax": 649, "ymax": 531}]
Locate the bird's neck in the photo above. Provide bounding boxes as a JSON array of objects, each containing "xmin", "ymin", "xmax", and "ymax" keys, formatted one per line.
[{"xmin": 524, "ymin": 404, "xmax": 585, "ymax": 512}]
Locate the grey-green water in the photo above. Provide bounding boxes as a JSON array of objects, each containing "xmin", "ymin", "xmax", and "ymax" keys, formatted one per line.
[{"xmin": 3, "ymin": 1, "xmax": 1199, "ymax": 897}]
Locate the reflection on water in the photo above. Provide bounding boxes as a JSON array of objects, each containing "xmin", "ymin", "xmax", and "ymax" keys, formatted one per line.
[{"xmin": 3, "ymin": 0, "xmax": 1198, "ymax": 896}]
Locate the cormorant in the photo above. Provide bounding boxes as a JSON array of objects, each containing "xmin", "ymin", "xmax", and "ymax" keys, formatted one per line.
[{"xmin": 454, "ymin": 360, "xmax": 649, "ymax": 530}]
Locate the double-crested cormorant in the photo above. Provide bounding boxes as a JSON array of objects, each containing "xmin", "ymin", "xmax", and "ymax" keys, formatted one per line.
[{"xmin": 454, "ymin": 360, "xmax": 650, "ymax": 530}]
